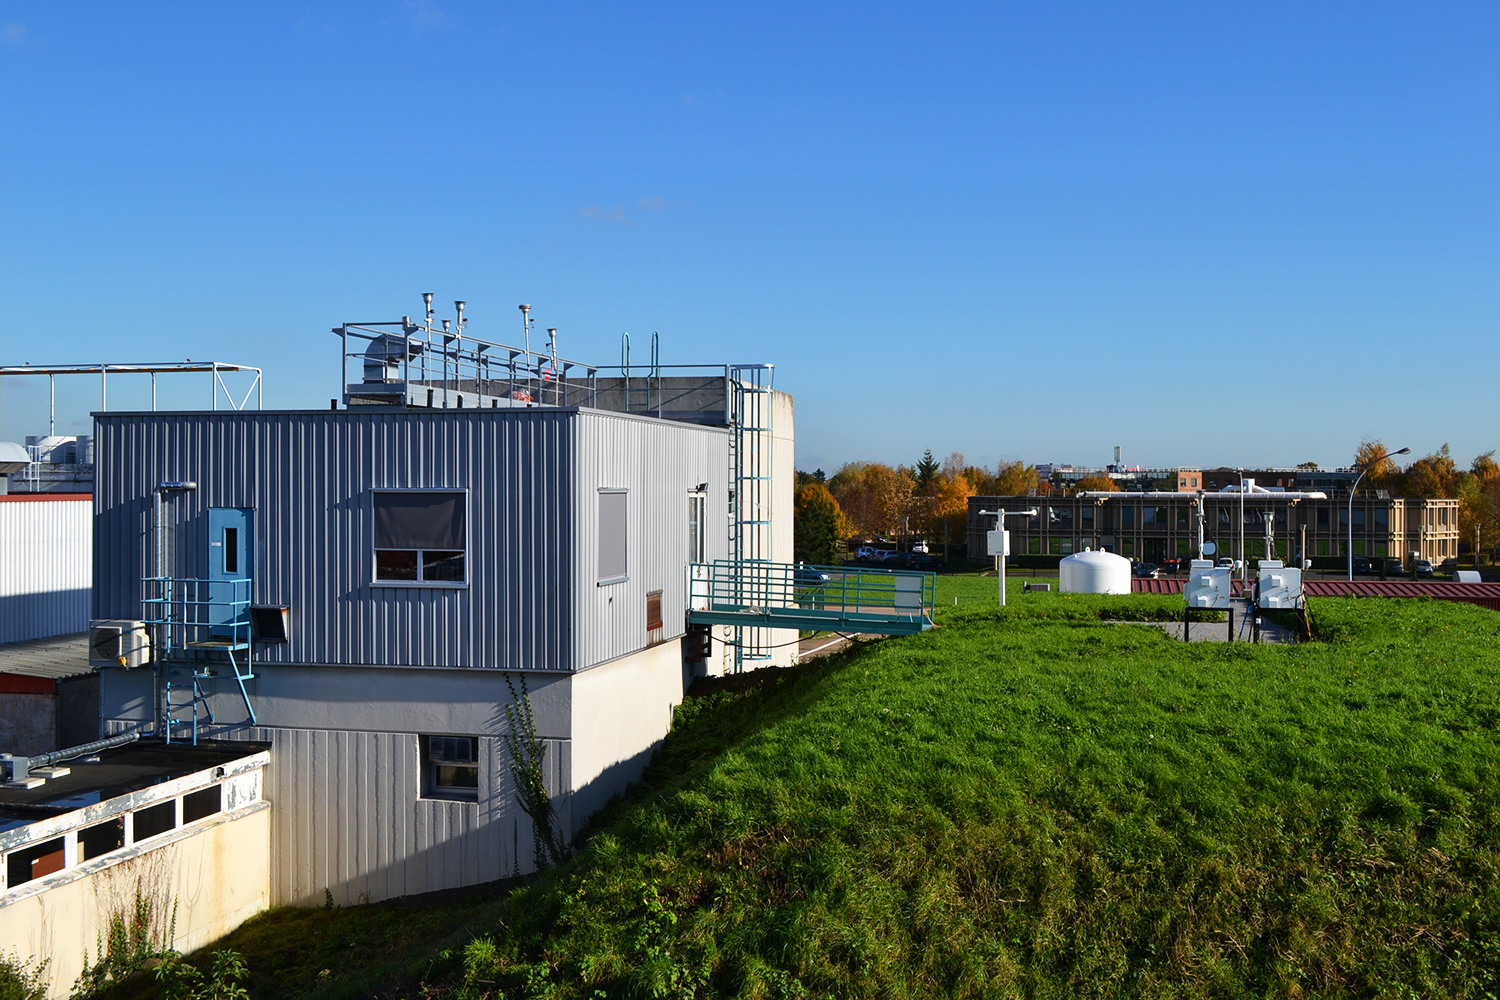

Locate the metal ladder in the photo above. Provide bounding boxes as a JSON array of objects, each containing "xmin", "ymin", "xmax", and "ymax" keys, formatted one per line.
[{"xmin": 729, "ymin": 364, "xmax": 774, "ymax": 672}]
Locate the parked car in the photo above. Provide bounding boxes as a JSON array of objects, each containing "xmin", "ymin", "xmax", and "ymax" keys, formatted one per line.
[
  {"xmin": 794, "ymin": 567, "xmax": 831, "ymax": 587},
  {"xmin": 896, "ymin": 553, "xmax": 940, "ymax": 571},
  {"xmin": 1438, "ymin": 558, "xmax": 1458, "ymax": 575},
  {"xmin": 856, "ymin": 546, "xmax": 879, "ymax": 561},
  {"xmin": 1415, "ymin": 559, "xmax": 1435, "ymax": 579},
  {"xmin": 1132, "ymin": 562, "xmax": 1160, "ymax": 579},
  {"xmin": 909, "ymin": 540, "xmax": 929, "ymax": 554},
  {"xmin": 1216, "ymin": 557, "xmax": 1239, "ymax": 570},
  {"xmin": 1384, "ymin": 558, "xmax": 1405, "ymax": 576},
  {"xmin": 1351, "ymin": 556, "xmax": 1372, "ymax": 575}
]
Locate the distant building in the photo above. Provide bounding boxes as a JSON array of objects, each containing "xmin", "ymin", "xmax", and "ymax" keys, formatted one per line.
[
  {"xmin": 969, "ymin": 488, "xmax": 1460, "ymax": 567},
  {"xmin": 9, "ymin": 436, "xmax": 94, "ymax": 494}
]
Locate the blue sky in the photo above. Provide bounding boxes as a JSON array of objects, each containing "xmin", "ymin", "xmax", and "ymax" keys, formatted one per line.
[{"xmin": 1, "ymin": 2, "xmax": 1495, "ymax": 474}]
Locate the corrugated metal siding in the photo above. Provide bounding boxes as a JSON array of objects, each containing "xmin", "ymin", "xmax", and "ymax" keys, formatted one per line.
[
  {"xmin": 571, "ymin": 410, "xmax": 730, "ymax": 670},
  {"xmin": 0, "ymin": 498, "xmax": 92, "ymax": 643},
  {"xmin": 101, "ymin": 719, "xmax": 572, "ymax": 902},
  {"xmin": 93, "ymin": 409, "xmax": 573, "ymax": 671},
  {"xmin": 1132, "ymin": 578, "xmax": 1246, "ymax": 596}
]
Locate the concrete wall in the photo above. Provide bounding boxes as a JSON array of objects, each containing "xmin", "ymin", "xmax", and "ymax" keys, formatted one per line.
[
  {"xmin": 569, "ymin": 638, "xmax": 694, "ymax": 830},
  {"xmin": 0, "ymin": 805, "xmax": 270, "ymax": 1000},
  {"xmin": 0, "ymin": 687, "xmax": 54, "ymax": 755}
]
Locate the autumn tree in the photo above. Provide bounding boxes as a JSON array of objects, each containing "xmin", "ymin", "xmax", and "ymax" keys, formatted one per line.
[
  {"xmin": 794, "ymin": 482, "xmax": 851, "ymax": 565},
  {"xmin": 1353, "ymin": 439, "xmax": 1402, "ymax": 489},
  {"xmin": 1396, "ymin": 444, "xmax": 1459, "ymax": 499},
  {"xmin": 1075, "ymin": 475, "xmax": 1119, "ymax": 493},
  {"xmin": 1458, "ymin": 451, "xmax": 1500, "ymax": 563}
]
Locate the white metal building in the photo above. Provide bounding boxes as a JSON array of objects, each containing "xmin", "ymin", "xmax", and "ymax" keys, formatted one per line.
[{"xmin": 92, "ymin": 370, "xmax": 798, "ymax": 903}]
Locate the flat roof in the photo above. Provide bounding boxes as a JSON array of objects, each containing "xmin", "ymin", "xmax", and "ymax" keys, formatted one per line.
[
  {"xmin": 0, "ymin": 739, "xmax": 269, "ymax": 833},
  {"xmin": 0, "ymin": 633, "xmax": 92, "ymax": 681}
]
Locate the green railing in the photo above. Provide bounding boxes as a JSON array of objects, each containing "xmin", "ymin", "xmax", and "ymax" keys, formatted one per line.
[{"xmin": 688, "ymin": 560, "xmax": 936, "ymax": 635}]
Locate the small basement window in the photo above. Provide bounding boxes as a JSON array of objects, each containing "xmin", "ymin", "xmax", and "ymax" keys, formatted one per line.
[
  {"xmin": 133, "ymin": 800, "xmax": 177, "ymax": 841},
  {"xmin": 6, "ymin": 837, "xmax": 65, "ymax": 887},
  {"xmin": 373, "ymin": 491, "xmax": 467, "ymax": 585},
  {"xmin": 80, "ymin": 818, "xmax": 125, "ymax": 861},
  {"xmin": 424, "ymin": 736, "xmax": 480, "ymax": 801},
  {"xmin": 183, "ymin": 785, "xmax": 223, "ymax": 823}
]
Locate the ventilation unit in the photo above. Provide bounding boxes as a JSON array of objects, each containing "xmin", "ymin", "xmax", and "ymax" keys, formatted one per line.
[{"xmin": 89, "ymin": 620, "xmax": 152, "ymax": 668}]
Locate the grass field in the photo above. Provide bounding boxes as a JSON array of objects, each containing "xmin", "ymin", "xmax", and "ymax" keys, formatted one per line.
[{"xmin": 91, "ymin": 575, "xmax": 1500, "ymax": 999}]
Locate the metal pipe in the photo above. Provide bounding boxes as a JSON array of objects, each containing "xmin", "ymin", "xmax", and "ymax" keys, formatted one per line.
[{"xmin": 30, "ymin": 731, "xmax": 140, "ymax": 769}]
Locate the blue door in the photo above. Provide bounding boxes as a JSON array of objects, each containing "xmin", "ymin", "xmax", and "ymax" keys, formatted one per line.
[{"xmin": 208, "ymin": 508, "xmax": 253, "ymax": 639}]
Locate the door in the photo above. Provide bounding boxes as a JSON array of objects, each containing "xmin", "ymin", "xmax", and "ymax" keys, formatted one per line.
[{"xmin": 208, "ymin": 508, "xmax": 253, "ymax": 638}]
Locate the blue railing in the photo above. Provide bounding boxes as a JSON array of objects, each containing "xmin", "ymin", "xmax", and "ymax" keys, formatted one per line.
[{"xmin": 141, "ymin": 576, "xmax": 257, "ymax": 740}]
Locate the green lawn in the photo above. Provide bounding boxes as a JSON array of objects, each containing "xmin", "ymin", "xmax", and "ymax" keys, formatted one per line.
[{"xmin": 94, "ymin": 576, "xmax": 1500, "ymax": 999}]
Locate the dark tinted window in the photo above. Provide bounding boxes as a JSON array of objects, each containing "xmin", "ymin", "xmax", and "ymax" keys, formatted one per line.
[
  {"xmin": 133, "ymin": 800, "xmax": 177, "ymax": 841},
  {"xmin": 183, "ymin": 785, "xmax": 222, "ymax": 823}
]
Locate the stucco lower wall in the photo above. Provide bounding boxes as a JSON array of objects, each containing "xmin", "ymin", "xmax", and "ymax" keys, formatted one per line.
[
  {"xmin": 569, "ymin": 640, "xmax": 690, "ymax": 830},
  {"xmin": 0, "ymin": 804, "xmax": 270, "ymax": 1000},
  {"xmin": 0, "ymin": 690, "xmax": 54, "ymax": 755}
]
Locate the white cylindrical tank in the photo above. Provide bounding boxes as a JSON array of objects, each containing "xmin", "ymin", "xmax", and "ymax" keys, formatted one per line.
[{"xmin": 1058, "ymin": 549, "xmax": 1131, "ymax": 595}]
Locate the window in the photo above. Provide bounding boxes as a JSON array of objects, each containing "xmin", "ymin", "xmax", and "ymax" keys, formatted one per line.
[
  {"xmin": 183, "ymin": 785, "xmax": 222, "ymax": 823},
  {"xmin": 224, "ymin": 527, "xmax": 238, "ymax": 573},
  {"xmin": 1081, "ymin": 507, "xmax": 1094, "ymax": 528},
  {"xmin": 424, "ymin": 736, "xmax": 480, "ymax": 800},
  {"xmin": 1317, "ymin": 540, "xmax": 1329, "ymax": 556},
  {"xmin": 1353, "ymin": 540, "xmax": 1365, "ymax": 556},
  {"xmin": 646, "ymin": 589, "xmax": 664, "ymax": 642},
  {"xmin": 1219, "ymin": 508, "xmax": 1230, "ymax": 528},
  {"xmin": 599, "ymin": 489, "xmax": 628, "ymax": 584},
  {"xmin": 1191, "ymin": 477, "xmax": 1198, "ymax": 488},
  {"xmin": 1049, "ymin": 538, "xmax": 1073, "ymax": 555},
  {"xmin": 1375, "ymin": 542, "xmax": 1388, "ymax": 558},
  {"xmin": 1179, "ymin": 478, "xmax": 1186, "ymax": 487},
  {"xmin": 1121, "ymin": 507, "xmax": 1135, "ymax": 527},
  {"xmin": 1177, "ymin": 507, "xmax": 1189, "ymax": 526},
  {"xmin": 80, "ymin": 818, "xmax": 124, "ymax": 861},
  {"xmin": 1122, "ymin": 539, "xmax": 1135, "ymax": 556},
  {"xmin": 688, "ymin": 492, "xmax": 706, "ymax": 563},
  {"xmin": 1155, "ymin": 507, "xmax": 1168, "ymax": 525},
  {"xmin": 373, "ymin": 491, "xmax": 466, "ymax": 585},
  {"xmin": 1049, "ymin": 507, "xmax": 1073, "ymax": 530},
  {"xmin": 1352, "ymin": 509, "xmax": 1365, "ymax": 529},
  {"xmin": 1142, "ymin": 507, "xmax": 1155, "ymax": 525},
  {"xmin": 1028, "ymin": 537, "xmax": 1041, "ymax": 555},
  {"xmin": 6, "ymin": 837, "xmax": 65, "ymax": 887},
  {"xmin": 1177, "ymin": 539, "xmax": 1190, "ymax": 556},
  {"xmin": 133, "ymin": 800, "xmax": 177, "ymax": 841}
]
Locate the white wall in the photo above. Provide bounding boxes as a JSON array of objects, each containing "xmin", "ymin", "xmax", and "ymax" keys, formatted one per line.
[
  {"xmin": 0, "ymin": 497, "xmax": 91, "ymax": 643},
  {"xmin": 569, "ymin": 640, "xmax": 688, "ymax": 829}
]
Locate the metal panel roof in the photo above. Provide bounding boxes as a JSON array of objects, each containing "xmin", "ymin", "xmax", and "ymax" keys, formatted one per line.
[{"xmin": 0, "ymin": 633, "xmax": 92, "ymax": 680}]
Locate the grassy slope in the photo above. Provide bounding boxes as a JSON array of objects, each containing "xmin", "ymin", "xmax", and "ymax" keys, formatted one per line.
[{"xmin": 115, "ymin": 577, "xmax": 1500, "ymax": 999}]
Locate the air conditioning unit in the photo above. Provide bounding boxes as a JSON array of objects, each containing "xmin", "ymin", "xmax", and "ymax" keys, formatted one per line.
[{"xmin": 89, "ymin": 620, "xmax": 152, "ymax": 668}]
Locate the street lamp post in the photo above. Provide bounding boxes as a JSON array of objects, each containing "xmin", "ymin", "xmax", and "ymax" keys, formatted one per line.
[
  {"xmin": 979, "ymin": 508, "xmax": 1037, "ymax": 607},
  {"xmin": 1348, "ymin": 446, "xmax": 1410, "ymax": 582}
]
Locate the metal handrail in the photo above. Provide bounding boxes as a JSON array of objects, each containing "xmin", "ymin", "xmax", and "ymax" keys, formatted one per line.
[
  {"xmin": 142, "ymin": 576, "xmax": 253, "ymax": 656},
  {"xmin": 689, "ymin": 560, "xmax": 935, "ymax": 622}
]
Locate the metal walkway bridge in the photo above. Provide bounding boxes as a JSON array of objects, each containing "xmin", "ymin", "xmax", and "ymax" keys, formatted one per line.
[{"xmin": 688, "ymin": 560, "xmax": 937, "ymax": 636}]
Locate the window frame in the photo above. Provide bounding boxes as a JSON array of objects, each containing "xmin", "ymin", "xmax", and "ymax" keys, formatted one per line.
[
  {"xmin": 371, "ymin": 488, "xmax": 469, "ymax": 590},
  {"xmin": 687, "ymin": 491, "xmax": 706, "ymax": 564},
  {"xmin": 598, "ymin": 488, "xmax": 629, "ymax": 586},
  {"xmin": 422, "ymin": 735, "xmax": 481, "ymax": 802}
]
